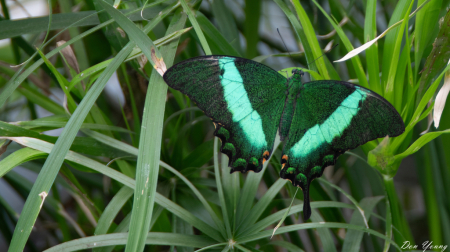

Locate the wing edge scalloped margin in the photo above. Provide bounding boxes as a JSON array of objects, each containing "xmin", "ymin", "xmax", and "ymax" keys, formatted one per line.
[{"xmin": 213, "ymin": 123, "xmax": 269, "ymax": 174}]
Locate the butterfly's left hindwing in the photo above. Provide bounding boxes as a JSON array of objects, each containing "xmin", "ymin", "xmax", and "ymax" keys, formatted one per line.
[
  {"xmin": 164, "ymin": 56, "xmax": 288, "ymax": 173},
  {"xmin": 280, "ymin": 80, "xmax": 404, "ymax": 219}
]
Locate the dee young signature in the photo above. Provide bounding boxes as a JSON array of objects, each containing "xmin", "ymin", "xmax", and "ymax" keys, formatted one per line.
[{"xmin": 401, "ymin": 241, "xmax": 447, "ymax": 252}]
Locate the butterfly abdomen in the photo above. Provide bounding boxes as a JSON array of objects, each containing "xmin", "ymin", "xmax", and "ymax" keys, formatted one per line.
[{"xmin": 279, "ymin": 79, "xmax": 303, "ymax": 141}]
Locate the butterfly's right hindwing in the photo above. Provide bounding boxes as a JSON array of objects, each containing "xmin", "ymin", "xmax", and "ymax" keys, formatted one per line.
[{"xmin": 163, "ymin": 56, "xmax": 288, "ymax": 173}]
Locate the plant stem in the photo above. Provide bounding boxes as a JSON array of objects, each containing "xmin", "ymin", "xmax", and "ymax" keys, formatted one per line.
[{"xmin": 383, "ymin": 177, "xmax": 414, "ymax": 244}]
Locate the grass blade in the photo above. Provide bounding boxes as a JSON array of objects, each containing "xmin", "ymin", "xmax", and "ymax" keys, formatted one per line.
[
  {"xmin": 291, "ymin": 1, "xmax": 329, "ymax": 79},
  {"xmin": 0, "ymin": 148, "xmax": 46, "ymax": 178},
  {"xmin": 110, "ymin": 7, "xmax": 187, "ymax": 251},
  {"xmin": 180, "ymin": 0, "xmax": 212, "ymax": 55},
  {"xmin": 7, "ymin": 31, "xmax": 131, "ymax": 252},
  {"xmin": 2, "ymin": 136, "xmax": 224, "ymax": 241},
  {"xmin": 234, "ymin": 137, "xmax": 280, "ymax": 226},
  {"xmin": 43, "ymin": 233, "xmax": 215, "ymax": 252},
  {"xmin": 364, "ymin": 0, "xmax": 381, "ymax": 93},
  {"xmin": 94, "ymin": 187, "xmax": 134, "ymax": 235},
  {"xmin": 342, "ymin": 196, "xmax": 384, "ymax": 252},
  {"xmin": 237, "ymin": 178, "xmax": 287, "ymax": 236},
  {"xmin": 213, "ymin": 138, "xmax": 232, "ymax": 239},
  {"xmin": 310, "ymin": 211, "xmax": 337, "ymax": 252},
  {"xmin": 313, "ymin": 1, "xmax": 368, "ymax": 88},
  {"xmin": 237, "ymin": 222, "xmax": 400, "ymax": 251}
]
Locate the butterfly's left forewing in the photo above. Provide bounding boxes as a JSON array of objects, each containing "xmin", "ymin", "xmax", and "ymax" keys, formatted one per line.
[
  {"xmin": 280, "ymin": 80, "xmax": 404, "ymax": 219},
  {"xmin": 164, "ymin": 56, "xmax": 288, "ymax": 173}
]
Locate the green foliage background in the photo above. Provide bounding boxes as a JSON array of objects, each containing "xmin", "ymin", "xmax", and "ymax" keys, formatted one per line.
[{"xmin": 0, "ymin": 0, "xmax": 449, "ymax": 251}]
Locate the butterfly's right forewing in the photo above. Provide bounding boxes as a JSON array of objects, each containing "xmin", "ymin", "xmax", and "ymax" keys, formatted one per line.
[{"xmin": 163, "ymin": 56, "xmax": 288, "ymax": 173}]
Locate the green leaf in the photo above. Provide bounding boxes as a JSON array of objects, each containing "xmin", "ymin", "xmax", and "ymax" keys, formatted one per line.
[
  {"xmin": 244, "ymin": 201, "xmax": 351, "ymax": 235},
  {"xmin": 392, "ymin": 59, "xmax": 450, "ymax": 152},
  {"xmin": 253, "ymin": 52, "xmax": 304, "ymax": 63},
  {"xmin": 236, "ymin": 178, "xmax": 287, "ymax": 236},
  {"xmin": 105, "ymin": 4, "xmax": 188, "ymax": 249},
  {"xmin": 7, "ymin": 18, "xmax": 133, "ymax": 252},
  {"xmin": 364, "ymin": 0, "xmax": 381, "ymax": 94},
  {"xmin": 0, "ymin": 2, "xmax": 167, "ymax": 108},
  {"xmin": 160, "ymin": 160, "xmax": 227, "ymax": 239},
  {"xmin": 196, "ymin": 12, "xmax": 240, "ymax": 56},
  {"xmin": 94, "ymin": 187, "xmax": 134, "ymax": 237},
  {"xmin": 18, "ymin": 84, "xmax": 65, "ymax": 115},
  {"xmin": 272, "ymin": 0, "xmax": 316, "ymax": 74},
  {"xmin": 16, "ymin": 119, "xmax": 132, "ymax": 133},
  {"xmin": 313, "ymin": 1, "xmax": 369, "ymax": 89},
  {"xmin": 319, "ymin": 178, "xmax": 369, "ymax": 227},
  {"xmin": 0, "ymin": 8, "xmax": 163, "ymax": 40},
  {"xmin": 243, "ymin": 0, "xmax": 261, "ymax": 59},
  {"xmin": 310, "ymin": 211, "xmax": 337, "ymax": 252},
  {"xmin": 211, "ymin": 0, "xmax": 241, "ymax": 53},
  {"xmin": 237, "ymin": 222, "xmax": 400, "ymax": 251},
  {"xmin": 414, "ymin": 0, "xmax": 445, "ymax": 77},
  {"xmin": 395, "ymin": 129, "xmax": 450, "ymax": 160},
  {"xmin": 234, "ymin": 136, "xmax": 280, "ymax": 227},
  {"xmin": 342, "ymin": 196, "xmax": 384, "ymax": 252},
  {"xmin": 0, "ymin": 121, "xmax": 130, "ymax": 158},
  {"xmin": 380, "ymin": 0, "xmax": 413, "ymax": 89},
  {"xmin": 180, "ymin": 0, "xmax": 212, "ymax": 55},
  {"xmin": 265, "ymin": 241, "xmax": 304, "ymax": 252},
  {"xmin": 269, "ymin": 188, "xmax": 298, "ymax": 239},
  {"xmin": 36, "ymin": 47, "xmax": 78, "ymax": 113},
  {"xmin": 291, "ymin": 1, "xmax": 329, "ymax": 79},
  {"xmin": 384, "ymin": 0, "xmax": 414, "ymax": 105},
  {"xmin": 43, "ymin": 233, "xmax": 215, "ymax": 252},
  {"xmin": 417, "ymin": 8, "xmax": 450, "ymax": 99},
  {"xmin": 213, "ymin": 138, "xmax": 232, "ymax": 239},
  {"xmin": 182, "ymin": 139, "xmax": 214, "ymax": 168},
  {"xmin": 0, "ymin": 148, "xmax": 47, "ymax": 178},
  {"xmin": 383, "ymin": 190, "xmax": 393, "ymax": 252},
  {"xmin": 69, "ymin": 24, "xmax": 191, "ymax": 91},
  {"xmin": 2, "ymin": 136, "xmax": 224, "ymax": 241},
  {"xmin": 98, "ymin": 0, "xmax": 163, "ymax": 67}
]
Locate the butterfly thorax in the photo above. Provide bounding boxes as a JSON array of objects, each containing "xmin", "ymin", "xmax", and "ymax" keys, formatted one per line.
[
  {"xmin": 280, "ymin": 73, "xmax": 303, "ymax": 141},
  {"xmin": 287, "ymin": 72, "xmax": 304, "ymax": 100}
]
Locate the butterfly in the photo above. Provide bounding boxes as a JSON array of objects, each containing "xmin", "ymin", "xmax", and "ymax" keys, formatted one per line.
[{"xmin": 163, "ymin": 55, "xmax": 405, "ymax": 220}]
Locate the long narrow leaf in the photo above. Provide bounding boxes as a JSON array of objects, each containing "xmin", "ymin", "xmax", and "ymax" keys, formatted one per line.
[
  {"xmin": 106, "ymin": 6, "xmax": 188, "ymax": 250},
  {"xmin": 43, "ymin": 233, "xmax": 215, "ymax": 252},
  {"xmin": 7, "ymin": 30, "xmax": 131, "ymax": 252},
  {"xmin": 180, "ymin": 0, "xmax": 212, "ymax": 55},
  {"xmin": 1, "ymin": 136, "xmax": 224, "ymax": 241}
]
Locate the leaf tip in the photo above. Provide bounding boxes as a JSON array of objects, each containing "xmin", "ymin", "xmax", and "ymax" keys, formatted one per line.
[
  {"xmin": 39, "ymin": 191, "xmax": 48, "ymax": 209},
  {"xmin": 151, "ymin": 47, "xmax": 167, "ymax": 76},
  {"xmin": 271, "ymin": 225, "xmax": 280, "ymax": 239}
]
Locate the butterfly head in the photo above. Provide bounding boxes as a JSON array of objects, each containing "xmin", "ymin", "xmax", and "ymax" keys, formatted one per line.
[
  {"xmin": 288, "ymin": 69, "xmax": 305, "ymax": 90},
  {"xmin": 291, "ymin": 68, "xmax": 304, "ymax": 76}
]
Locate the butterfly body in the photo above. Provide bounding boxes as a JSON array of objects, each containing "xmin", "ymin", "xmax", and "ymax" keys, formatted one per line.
[{"xmin": 163, "ymin": 55, "xmax": 405, "ymax": 220}]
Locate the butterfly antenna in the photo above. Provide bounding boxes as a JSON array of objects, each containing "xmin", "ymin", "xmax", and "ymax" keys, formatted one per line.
[
  {"xmin": 277, "ymin": 28, "xmax": 339, "ymax": 71},
  {"xmin": 307, "ymin": 43, "xmax": 339, "ymax": 69},
  {"xmin": 277, "ymin": 28, "xmax": 295, "ymax": 84},
  {"xmin": 277, "ymin": 28, "xmax": 293, "ymax": 59}
]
